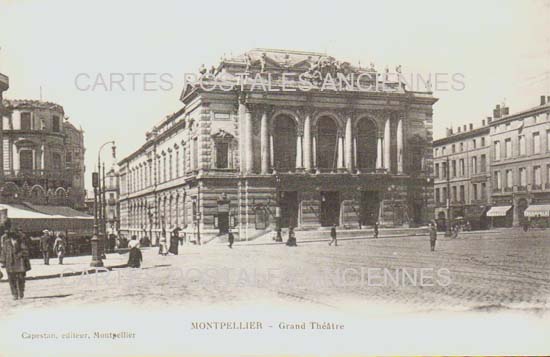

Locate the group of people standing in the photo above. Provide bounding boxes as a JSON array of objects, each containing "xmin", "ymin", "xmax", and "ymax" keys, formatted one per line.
[{"xmin": 40, "ymin": 229, "xmax": 67, "ymax": 265}]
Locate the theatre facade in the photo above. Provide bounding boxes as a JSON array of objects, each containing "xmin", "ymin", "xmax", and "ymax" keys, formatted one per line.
[{"xmin": 118, "ymin": 49, "xmax": 437, "ymax": 242}]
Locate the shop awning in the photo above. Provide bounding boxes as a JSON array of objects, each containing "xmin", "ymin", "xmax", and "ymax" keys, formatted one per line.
[
  {"xmin": 486, "ymin": 206, "xmax": 512, "ymax": 217},
  {"xmin": 524, "ymin": 204, "xmax": 550, "ymax": 218}
]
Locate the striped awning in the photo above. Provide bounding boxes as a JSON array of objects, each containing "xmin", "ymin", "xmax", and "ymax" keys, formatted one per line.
[
  {"xmin": 524, "ymin": 205, "xmax": 550, "ymax": 218},
  {"xmin": 486, "ymin": 206, "xmax": 512, "ymax": 217}
]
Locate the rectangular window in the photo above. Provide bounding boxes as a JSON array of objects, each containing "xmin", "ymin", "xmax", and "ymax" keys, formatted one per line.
[
  {"xmin": 435, "ymin": 188, "xmax": 440, "ymax": 203},
  {"xmin": 176, "ymin": 151, "xmax": 180, "ymax": 178},
  {"xmin": 494, "ymin": 141, "xmax": 501, "ymax": 160},
  {"xmin": 20, "ymin": 112, "xmax": 32, "ymax": 130},
  {"xmin": 19, "ymin": 150, "xmax": 34, "ymax": 171},
  {"xmin": 459, "ymin": 159, "xmax": 465, "ymax": 176},
  {"xmin": 452, "ymin": 186, "xmax": 457, "ymax": 202},
  {"xmin": 481, "ymin": 182, "xmax": 487, "ymax": 199},
  {"xmin": 533, "ymin": 132, "xmax": 541, "ymax": 154},
  {"xmin": 505, "ymin": 138, "xmax": 512, "ymax": 159},
  {"xmin": 442, "ymin": 187, "xmax": 448, "ymax": 203},
  {"xmin": 434, "ymin": 163, "xmax": 439, "ymax": 178},
  {"xmin": 169, "ymin": 154, "xmax": 173, "ymax": 180},
  {"xmin": 519, "ymin": 135, "xmax": 526, "ymax": 156},
  {"xmin": 480, "ymin": 154, "xmax": 486, "ymax": 173},
  {"xmin": 216, "ymin": 143, "xmax": 229, "ymax": 169},
  {"xmin": 66, "ymin": 152, "xmax": 72, "ymax": 163},
  {"xmin": 473, "ymin": 183, "xmax": 478, "ymax": 200},
  {"xmin": 434, "ymin": 148, "xmax": 439, "ymax": 157},
  {"xmin": 52, "ymin": 116, "xmax": 60, "ymax": 132},
  {"xmin": 472, "ymin": 156, "xmax": 477, "ymax": 174},
  {"xmin": 442, "ymin": 162, "xmax": 447, "ymax": 178},
  {"xmin": 547, "ymin": 130, "xmax": 550, "ymax": 152},
  {"xmin": 481, "ymin": 137, "xmax": 485, "ymax": 146},
  {"xmin": 519, "ymin": 168, "xmax": 527, "ymax": 186},
  {"xmin": 163, "ymin": 157, "xmax": 167, "ymax": 182},
  {"xmin": 472, "ymin": 139, "xmax": 477, "ymax": 149},
  {"xmin": 459, "ymin": 185, "xmax": 465, "ymax": 202},
  {"xmin": 460, "ymin": 142, "xmax": 464, "ymax": 152},
  {"xmin": 494, "ymin": 171, "xmax": 501, "ymax": 190},
  {"xmin": 506, "ymin": 169, "xmax": 513, "ymax": 188},
  {"xmin": 451, "ymin": 160, "xmax": 456, "ymax": 177},
  {"xmin": 452, "ymin": 144, "xmax": 455, "ymax": 153},
  {"xmin": 533, "ymin": 166, "xmax": 541, "ymax": 186},
  {"xmin": 52, "ymin": 153, "xmax": 62, "ymax": 170}
]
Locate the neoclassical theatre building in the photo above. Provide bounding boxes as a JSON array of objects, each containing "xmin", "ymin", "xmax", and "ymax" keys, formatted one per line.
[{"xmin": 118, "ymin": 49, "xmax": 437, "ymax": 242}]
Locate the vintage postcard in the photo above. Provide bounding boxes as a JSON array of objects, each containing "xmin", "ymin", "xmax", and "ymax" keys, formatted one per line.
[{"xmin": 0, "ymin": 0, "xmax": 549, "ymax": 356}]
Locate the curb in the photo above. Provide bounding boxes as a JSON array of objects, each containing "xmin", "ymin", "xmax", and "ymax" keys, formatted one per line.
[{"xmin": 0, "ymin": 263, "xmax": 128, "ymax": 283}]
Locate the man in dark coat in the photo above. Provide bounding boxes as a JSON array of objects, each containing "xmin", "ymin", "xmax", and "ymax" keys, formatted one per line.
[
  {"xmin": 329, "ymin": 224, "xmax": 338, "ymax": 246},
  {"xmin": 1, "ymin": 232, "xmax": 31, "ymax": 300},
  {"xmin": 227, "ymin": 229, "xmax": 234, "ymax": 249},
  {"xmin": 40, "ymin": 230, "xmax": 51, "ymax": 265},
  {"xmin": 169, "ymin": 228, "xmax": 180, "ymax": 255},
  {"xmin": 286, "ymin": 227, "xmax": 297, "ymax": 247},
  {"xmin": 373, "ymin": 221, "xmax": 379, "ymax": 238},
  {"xmin": 431, "ymin": 223, "xmax": 438, "ymax": 250}
]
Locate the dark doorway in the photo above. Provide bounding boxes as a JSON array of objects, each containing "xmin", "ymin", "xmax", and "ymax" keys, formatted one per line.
[
  {"xmin": 218, "ymin": 213, "xmax": 229, "ymax": 234},
  {"xmin": 280, "ymin": 191, "xmax": 299, "ymax": 228},
  {"xmin": 360, "ymin": 191, "xmax": 380, "ymax": 226},
  {"xmin": 320, "ymin": 191, "xmax": 340, "ymax": 226}
]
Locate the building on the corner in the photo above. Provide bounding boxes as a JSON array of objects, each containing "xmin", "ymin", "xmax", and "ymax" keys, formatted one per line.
[
  {"xmin": 0, "ymin": 99, "xmax": 86, "ymax": 208},
  {"xmin": 433, "ymin": 120, "xmax": 492, "ymax": 230},
  {"xmin": 488, "ymin": 97, "xmax": 550, "ymax": 227},
  {"xmin": 118, "ymin": 49, "xmax": 437, "ymax": 243}
]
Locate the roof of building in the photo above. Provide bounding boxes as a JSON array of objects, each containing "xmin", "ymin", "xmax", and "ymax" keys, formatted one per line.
[
  {"xmin": 2, "ymin": 99, "xmax": 65, "ymax": 114},
  {"xmin": 489, "ymin": 101, "xmax": 550, "ymax": 125}
]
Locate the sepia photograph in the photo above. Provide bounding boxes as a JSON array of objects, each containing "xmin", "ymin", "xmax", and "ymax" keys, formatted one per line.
[{"xmin": 0, "ymin": 0, "xmax": 549, "ymax": 356}]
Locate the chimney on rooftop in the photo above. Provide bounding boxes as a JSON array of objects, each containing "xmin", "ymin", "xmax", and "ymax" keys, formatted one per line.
[
  {"xmin": 463, "ymin": 124, "xmax": 467, "ymax": 132},
  {"xmin": 542, "ymin": 95, "xmax": 547, "ymax": 106},
  {"xmin": 446, "ymin": 127, "xmax": 453, "ymax": 137},
  {"xmin": 457, "ymin": 126, "xmax": 461, "ymax": 133},
  {"xmin": 482, "ymin": 119, "xmax": 486, "ymax": 126},
  {"xmin": 493, "ymin": 104, "xmax": 501, "ymax": 119},
  {"xmin": 469, "ymin": 123, "xmax": 473, "ymax": 130},
  {"xmin": 487, "ymin": 117, "xmax": 492, "ymax": 124}
]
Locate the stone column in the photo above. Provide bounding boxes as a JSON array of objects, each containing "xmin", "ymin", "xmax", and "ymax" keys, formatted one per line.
[
  {"xmin": 344, "ymin": 116, "xmax": 353, "ymax": 171},
  {"xmin": 397, "ymin": 118, "xmax": 403, "ymax": 173},
  {"xmin": 312, "ymin": 136, "xmax": 317, "ymax": 171},
  {"xmin": 245, "ymin": 108, "xmax": 254, "ymax": 173},
  {"xmin": 376, "ymin": 136, "xmax": 383, "ymax": 169},
  {"xmin": 238, "ymin": 101, "xmax": 246, "ymax": 174},
  {"xmin": 269, "ymin": 135, "xmax": 274, "ymax": 171},
  {"xmin": 303, "ymin": 114, "xmax": 312, "ymax": 172},
  {"xmin": 296, "ymin": 135, "xmax": 303, "ymax": 170},
  {"xmin": 260, "ymin": 111, "xmax": 269, "ymax": 174},
  {"xmin": 383, "ymin": 119, "xmax": 391, "ymax": 170},
  {"xmin": 337, "ymin": 135, "xmax": 345, "ymax": 170}
]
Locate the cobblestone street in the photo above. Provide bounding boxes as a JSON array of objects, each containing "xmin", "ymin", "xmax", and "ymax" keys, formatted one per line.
[{"xmin": 1, "ymin": 229, "xmax": 549, "ymax": 313}]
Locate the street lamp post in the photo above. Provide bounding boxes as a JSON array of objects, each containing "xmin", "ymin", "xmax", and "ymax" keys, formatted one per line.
[
  {"xmin": 97, "ymin": 140, "xmax": 116, "ymax": 257},
  {"xmin": 275, "ymin": 174, "xmax": 282, "ymax": 242},
  {"xmin": 445, "ymin": 156, "xmax": 452, "ymax": 237},
  {"xmin": 90, "ymin": 172, "xmax": 103, "ymax": 267}
]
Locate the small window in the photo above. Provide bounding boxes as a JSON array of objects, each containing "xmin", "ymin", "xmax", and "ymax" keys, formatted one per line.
[
  {"xmin": 52, "ymin": 116, "xmax": 60, "ymax": 132},
  {"xmin": 21, "ymin": 112, "xmax": 32, "ymax": 130},
  {"xmin": 52, "ymin": 153, "xmax": 62, "ymax": 170},
  {"xmin": 66, "ymin": 152, "xmax": 73, "ymax": 163}
]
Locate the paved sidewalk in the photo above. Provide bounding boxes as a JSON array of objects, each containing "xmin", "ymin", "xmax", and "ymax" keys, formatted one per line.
[{"xmin": 0, "ymin": 251, "xmax": 129, "ymax": 282}]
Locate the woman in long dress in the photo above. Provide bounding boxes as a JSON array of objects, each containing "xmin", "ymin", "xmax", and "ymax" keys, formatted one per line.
[{"xmin": 127, "ymin": 236, "xmax": 142, "ymax": 268}]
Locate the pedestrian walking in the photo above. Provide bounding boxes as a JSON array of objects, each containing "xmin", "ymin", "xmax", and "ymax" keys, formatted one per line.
[
  {"xmin": 228, "ymin": 229, "xmax": 234, "ymax": 248},
  {"xmin": 286, "ymin": 227, "xmax": 297, "ymax": 247},
  {"xmin": 452, "ymin": 224, "xmax": 459, "ymax": 239},
  {"xmin": 158, "ymin": 231, "xmax": 168, "ymax": 256},
  {"xmin": 429, "ymin": 222, "xmax": 437, "ymax": 252},
  {"xmin": 329, "ymin": 224, "xmax": 338, "ymax": 246},
  {"xmin": 523, "ymin": 219, "xmax": 530, "ymax": 232},
  {"xmin": 169, "ymin": 228, "xmax": 180, "ymax": 255},
  {"xmin": 40, "ymin": 229, "xmax": 51, "ymax": 265},
  {"xmin": 127, "ymin": 236, "xmax": 143, "ymax": 268},
  {"xmin": 373, "ymin": 221, "xmax": 379, "ymax": 238},
  {"xmin": 53, "ymin": 233, "xmax": 66, "ymax": 265},
  {"xmin": 0, "ymin": 231, "xmax": 31, "ymax": 300}
]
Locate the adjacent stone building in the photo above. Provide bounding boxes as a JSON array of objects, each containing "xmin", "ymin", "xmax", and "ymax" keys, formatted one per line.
[
  {"xmin": 0, "ymin": 99, "xmax": 86, "ymax": 208},
  {"xmin": 433, "ymin": 121, "xmax": 492, "ymax": 230},
  {"xmin": 489, "ymin": 98, "xmax": 550, "ymax": 227},
  {"xmin": 118, "ymin": 49, "xmax": 437, "ymax": 243}
]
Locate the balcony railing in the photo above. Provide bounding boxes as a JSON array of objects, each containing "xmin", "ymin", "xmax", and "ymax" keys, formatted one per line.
[
  {"xmin": 545, "ymin": 183, "xmax": 550, "ymax": 190},
  {"xmin": 517, "ymin": 185, "xmax": 528, "ymax": 192},
  {"xmin": 532, "ymin": 184, "xmax": 542, "ymax": 191},
  {"xmin": 3, "ymin": 169, "xmax": 71, "ymax": 182}
]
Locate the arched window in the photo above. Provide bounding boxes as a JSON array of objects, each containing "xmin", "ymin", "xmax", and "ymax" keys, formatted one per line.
[
  {"xmin": 356, "ymin": 118, "xmax": 377, "ymax": 171},
  {"xmin": 316, "ymin": 116, "xmax": 338, "ymax": 170},
  {"xmin": 273, "ymin": 115, "xmax": 296, "ymax": 171}
]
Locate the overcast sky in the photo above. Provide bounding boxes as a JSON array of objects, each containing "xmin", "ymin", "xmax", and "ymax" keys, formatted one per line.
[{"xmin": 1, "ymin": 0, "xmax": 549, "ymax": 192}]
